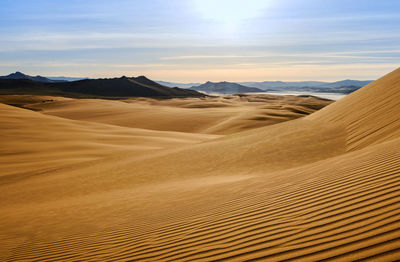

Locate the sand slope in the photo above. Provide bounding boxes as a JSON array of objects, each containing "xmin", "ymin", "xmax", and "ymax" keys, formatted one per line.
[
  {"xmin": 309, "ymin": 67, "xmax": 400, "ymax": 150},
  {"xmin": 0, "ymin": 94, "xmax": 331, "ymax": 135},
  {"xmin": 6, "ymin": 137, "xmax": 397, "ymax": 261},
  {"xmin": 0, "ymin": 68, "xmax": 399, "ymax": 261},
  {"xmin": 0, "ymin": 103, "xmax": 217, "ymax": 184}
]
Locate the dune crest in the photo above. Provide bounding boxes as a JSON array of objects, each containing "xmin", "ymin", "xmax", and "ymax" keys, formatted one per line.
[{"xmin": 309, "ymin": 67, "xmax": 400, "ymax": 150}]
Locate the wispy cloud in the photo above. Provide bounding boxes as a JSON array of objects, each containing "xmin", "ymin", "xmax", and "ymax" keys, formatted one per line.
[
  {"xmin": 160, "ymin": 55, "xmax": 263, "ymax": 60},
  {"xmin": 160, "ymin": 51, "xmax": 400, "ymax": 61},
  {"xmin": 0, "ymin": 61, "xmax": 179, "ymax": 69}
]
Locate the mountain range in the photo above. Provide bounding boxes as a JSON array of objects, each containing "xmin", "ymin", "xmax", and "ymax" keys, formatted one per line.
[
  {"xmin": 159, "ymin": 79, "xmax": 373, "ymax": 94},
  {"xmin": 190, "ymin": 81, "xmax": 264, "ymax": 94},
  {"xmin": 0, "ymin": 73, "xmax": 204, "ymax": 98},
  {"xmin": 0, "ymin": 71, "xmax": 62, "ymax": 83},
  {"xmin": 1, "ymin": 72, "xmax": 373, "ymax": 96},
  {"xmin": 0, "ymin": 72, "xmax": 88, "ymax": 82},
  {"xmin": 239, "ymin": 80, "xmax": 372, "ymax": 89}
]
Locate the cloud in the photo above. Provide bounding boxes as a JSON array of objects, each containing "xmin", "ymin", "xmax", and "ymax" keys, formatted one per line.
[
  {"xmin": 160, "ymin": 55, "xmax": 264, "ymax": 60},
  {"xmin": 159, "ymin": 51, "xmax": 400, "ymax": 62},
  {"xmin": 0, "ymin": 61, "xmax": 179, "ymax": 69}
]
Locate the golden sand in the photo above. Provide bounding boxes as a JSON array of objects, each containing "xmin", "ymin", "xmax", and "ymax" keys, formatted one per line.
[{"xmin": 1, "ymin": 69, "xmax": 399, "ymax": 261}]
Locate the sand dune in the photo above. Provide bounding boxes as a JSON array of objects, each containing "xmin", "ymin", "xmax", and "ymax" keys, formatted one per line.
[
  {"xmin": 0, "ymin": 68, "xmax": 399, "ymax": 261},
  {"xmin": 0, "ymin": 103, "xmax": 218, "ymax": 183},
  {"xmin": 308, "ymin": 67, "xmax": 400, "ymax": 150},
  {"xmin": 8, "ymin": 137, "xmax": 397, "ymax": 261},
  {"xmin": 0, "ymin": 94, "xmax": 330, "ymax": 135}
]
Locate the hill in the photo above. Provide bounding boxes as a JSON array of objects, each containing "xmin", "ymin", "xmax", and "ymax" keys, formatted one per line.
[
  {"xmin": 0, "ymin": 71, "xmax": 60, "ymax": 83},
  {"xmin": 321, "ymin": 79, "xmax": 373, "ymax": 88},
  {"xmin": 191, "ymin": 81, "xmax": 264, "ymax": 94},
  {"xmin": 241, "ymin": 80, "xmax": 326, "ymax": 89},
  {"xmin": 240, "ymin": 79, "xmax": 373, "ymax": 92},
  {"xmin": 0, "ymin": 75, "xmax": 205, "ymax": 98}
]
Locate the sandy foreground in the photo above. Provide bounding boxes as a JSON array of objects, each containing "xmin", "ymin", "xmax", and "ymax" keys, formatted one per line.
[{"xmin": 1, "ymin": 69, "xmax": 399, "ymax": 261}]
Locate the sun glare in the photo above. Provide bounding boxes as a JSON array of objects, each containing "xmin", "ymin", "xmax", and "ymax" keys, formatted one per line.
[{"xmin": 192, "ymin": 0, "xmax": 269, "ymax": 32}]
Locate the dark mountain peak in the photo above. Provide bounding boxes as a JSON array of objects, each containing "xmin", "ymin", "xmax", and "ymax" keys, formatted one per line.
[
  {"xmin": 1, "ymin": 71, "xmax": 56, "ymax": 83},
  {"xmin": 12, "ymin": 71, "xmax": 26, "ymax": 76},
  {"xmin": 7, "ymin": 71, "xmax": 28, "ymax": 78},
  {"xmin": 135, "ymin": 75, "xmax": 150, "ymax": 80},
  {"xmin": 132, "ymin": 75, "xmax": 169, "ymax": 88}
]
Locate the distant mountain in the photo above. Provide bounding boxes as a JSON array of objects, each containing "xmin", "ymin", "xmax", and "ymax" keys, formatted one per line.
[
  {"xmin": 1, "ymin": 72, "xmax": 90, "ymax": 82},
  {"xmin": 46, "ymin": 76, "xmax": 89, "ymax": 82},
  {"xmin": 320, "ymin": 80, "xmax": 373, "ymax": 88},
  {"xmin": 0, "ymin": 72, "xmax": 373, "ymax": 96},
  {"xmin": 0, "ymin": 71, "xmax": 61, "ymax": 83},
  {"xmin": 0, "ymin": 75, "xmax": 205, "ymax": 98},
  {"xmin": 240, "ymin": 81, "xmax": 327, "ymax": 89},
  {"xmin": 191, "ymin": 81, "xmax": 264, "ymax": 94},
  {"xmin": 156, "ymin": 81, "xmax": 202, "ymax": 89},
  {"xmin": 240, "ymin": 80, "xmax": 372, "ymax": 91},
  {"xmin": 159, "ymin": 79, "xmax": 373, "ymax": 94}
]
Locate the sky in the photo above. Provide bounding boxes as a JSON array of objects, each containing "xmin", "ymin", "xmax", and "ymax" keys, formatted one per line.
[{"xmin": 0, "ymin": 0, "xmax": 399, "ymax": 82}]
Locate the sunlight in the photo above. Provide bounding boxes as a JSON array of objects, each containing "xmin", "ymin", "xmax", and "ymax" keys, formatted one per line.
[{"xmin": 192, "ymin": 0, "xmax": 269, "ymax": 32}]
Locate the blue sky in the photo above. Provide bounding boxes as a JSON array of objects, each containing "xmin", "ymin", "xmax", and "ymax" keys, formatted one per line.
[{"xmin": 0, "ymin": 0, "xmax": 399, "ymax": 81}]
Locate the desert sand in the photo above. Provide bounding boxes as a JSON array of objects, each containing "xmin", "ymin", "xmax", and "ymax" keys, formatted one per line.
[{"xmin": 0, "ymin": 68, "xmax": 399, "ymax": 261}]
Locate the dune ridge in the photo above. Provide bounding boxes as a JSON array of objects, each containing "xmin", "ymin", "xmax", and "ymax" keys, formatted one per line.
[
  {"xmin": 309, "ymin": 67, "xmax": 400, "ymax": 150},
  {"xmin": 0, "ymin": 94, "xmax": 330, "ymax": 135},
  {"xmin": 0, "ymin": 68, "xmax": 399, "ymax": 261}
]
